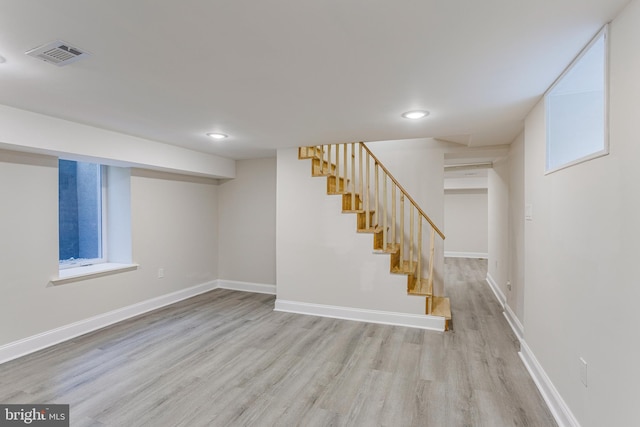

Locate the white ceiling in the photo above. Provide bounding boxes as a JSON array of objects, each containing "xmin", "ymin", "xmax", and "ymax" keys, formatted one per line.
[{"xmin": 0, "ymin": 0, "xmax": 630, "ymax": 160}]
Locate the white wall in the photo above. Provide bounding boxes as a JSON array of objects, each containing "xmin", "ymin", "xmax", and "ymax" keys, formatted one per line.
[
  {"xmin": 444, "ymin": 175, "xmax": 488, "ymax": 190},
  {"xmin": 276, "ymin": 139, "xmax": 446, "ymax": 314},
  {"xmin": 507, "ymin": 132, "xmax": 525, "ymax": 322},
  {"xmin": 487, "ymin": 158, "xmax": 510, "ymax": 302},
  {"xmin": 366, "ymin": 139, "xmax": 447, "ymax": 295},
  {"xmin": 444, "ymin": 189, "xmax": 488, "ymax": 258},
  {"xmin": 522, "ymin": 1, "xmax": 640, "ymax": 425},
  {"xmin": 276, "ymin": 146, "xmax": 419, "ymax": 314},
  {"xmin": 218, "ymin": 157, "xmax": 277, "ymax": 285},
  {"xmin": 0, "ymin": 150, "xmax": 219, "ymax": 347},
  {"xmin": 131, "ymin": 168, "xmax": 219, "ymax": 292}
]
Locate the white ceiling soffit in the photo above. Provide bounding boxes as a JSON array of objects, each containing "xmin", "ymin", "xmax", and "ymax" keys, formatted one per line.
[{"xmin": 0, "ymin": 0, "xmax": 631, "ymax": 159}]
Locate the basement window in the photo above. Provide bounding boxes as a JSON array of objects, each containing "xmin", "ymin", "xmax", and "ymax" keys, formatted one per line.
[
  {"xmin": 545, "ymin": 25, "xmax": 608, "ymax": 173},
  {"xmin": 58, "ymin": 159, "xmax": 105, "ymax": 269},
  {"xmin": 55, "ymin": 159, "xmax": 135, "ymax": 284}
]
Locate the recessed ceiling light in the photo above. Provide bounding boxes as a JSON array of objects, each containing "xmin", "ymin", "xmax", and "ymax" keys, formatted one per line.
[
  {"xmin": 402, "ymin": 110, "xmax": 430, "ymax": 119},
  {"xmin": 207, "ymin": 132, "xmax": 228, "ymax": 140}
]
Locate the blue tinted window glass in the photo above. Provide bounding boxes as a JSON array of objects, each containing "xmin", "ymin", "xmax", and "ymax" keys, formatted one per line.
[{"xmin": 59, "ymin": 160, "xmax": 102, "ymax": 264}]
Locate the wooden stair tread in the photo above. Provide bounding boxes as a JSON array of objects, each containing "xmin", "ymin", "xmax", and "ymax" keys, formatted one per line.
[
  {"xmin": 373, "ymin": 243, "xmax": 399, "ymax": 254},
  {"xmin": 431, "ymin": 297, "xmax": 451, "ymax": 320},
  {"xmin": 298, "ymin": 147, "xmax": 317, "ymax": 159},
  {"xmin": 391, "ymin": 260, "xmax": 417, "ymax": 275},
  {"xmin": 408, "ymin": 278, "xmax": 432, "ymax": 296},
  {"xmin": 312, "ymin": 170, "xmax": 336, "ymax": 177},
  {"xmin": 311, "ymin": 158, "xmax": 336, "ymax": 176},
  {"xmin": 307, "ymin": 153, "xmax": 328, "ymax": 161},
  {"xmin": 341, "ymin": 209, "xmax": 374, "ymax": 213},
  {"xmin": 343, "ymin": 209, "xmax": 374, "ymax": 214},
  {"xmin": 357, "ymin": 225, "xmax": 382, "ymax": 234}
]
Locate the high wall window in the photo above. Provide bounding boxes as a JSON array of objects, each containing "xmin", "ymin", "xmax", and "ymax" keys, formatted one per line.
[
  {"xmin": 58, "ymin": 159, "xmax": 106, "ymax": 268},
  {"xmin": 545, "ymin": 25, "xmax": 608, "ymax": 173}
]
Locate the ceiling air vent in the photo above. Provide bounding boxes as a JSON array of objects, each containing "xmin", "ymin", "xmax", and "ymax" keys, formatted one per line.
[{"xmin": 25, "ymin": 40, "xmax": 90, "ymax": 66}]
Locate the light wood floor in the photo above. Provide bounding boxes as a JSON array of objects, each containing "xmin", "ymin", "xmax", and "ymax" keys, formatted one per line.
[{"xmin": 0, "ymin": 258, "xmax": 556, "ymax": 426}]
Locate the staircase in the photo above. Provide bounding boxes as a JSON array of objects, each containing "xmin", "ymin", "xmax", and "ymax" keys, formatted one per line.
[{"xmin": 299, "ymin": 143, "xmax": 452, "ymax": 329}]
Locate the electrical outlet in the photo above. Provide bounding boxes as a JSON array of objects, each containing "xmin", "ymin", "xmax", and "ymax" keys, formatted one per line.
[
  {"xmin": 157, "ymin": 268, "xmax": 164, "ymax": 279},
  {"xmin": 579, "ymin": 357, "xmax": 587, "ymax": 387}
]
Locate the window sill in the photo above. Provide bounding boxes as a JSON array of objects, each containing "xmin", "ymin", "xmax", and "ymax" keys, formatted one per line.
[{"xmin": 50, "ymin": 263, "xmax": 139, "ymax": 286}]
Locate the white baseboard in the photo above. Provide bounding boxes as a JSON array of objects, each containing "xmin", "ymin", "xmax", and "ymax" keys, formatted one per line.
[
  {"xmin": 503, "ymin": 303, "xmax": 524, "ymax": 341},
  {"xmin": 444, "ymin": 251, "xmax": 488, "ymax": 259},
  {"xmin": 0, "ymin": 281, "xmax": 218, "ymax": 365},
  {"xmin": 519, "ymin": 340, "xmax": 581, "ymax": 427},
  {"xmin": 485, "ymin": 273, "xmax": 506, "ymax": 309},
  {"xmin": 274, "ymin": 299, "xmax": 445, "ymax": 331},
  {"xmin": 490, "ymin": 285, "xmax": 575, "ymax": 427},
  {"xmin": 216, "ymin": 279, "xmax": 276, "ymax": 295}
]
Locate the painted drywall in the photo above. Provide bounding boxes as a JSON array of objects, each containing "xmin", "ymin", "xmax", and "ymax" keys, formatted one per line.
[
  {"xmin": 365, "ymin": 139, "xmax": 447, "ymax": 295},
  {"xmin": 276, "ymin": 146, "xmax": 418, "ymax": 313},
  {"xmin": 444, "ymin": 175, "xmax": 488, "ymax": 190},
  {"xmin": 507, "ymin": 132, "xmax": 525, "ymax": 322},
  {"xmin": 0, "ymin": 104, "xmax": 235, "ymax": 179},
  {"xmin": 522, "ymin": 2, "xmax": 640, "ymax": 425},
  {"xmin": 444, "ymin": 189, "xmax": 488, "ymax": 257},
  {"xmin": 0, "ymin": 149, "xmax": 219, "ymax": 347},
  {"xmin": 218, "ymin": 157, "xmax": 277, "ymax": 285},
  {"xmin": 276, "ymin": 139, "xmax": 445, "ymax": 314},
  {"xmin": 488, "ymin": 159, "xmax": 510, "ymax": 301},
  {"xmin": 486, "ymin": 132, "xmax": 525, "ymax": 331}
]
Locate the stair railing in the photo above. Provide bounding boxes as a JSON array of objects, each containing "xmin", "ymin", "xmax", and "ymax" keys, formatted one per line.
[{"xmin": 301, "ymin": 142, "xmax": 445, "ymax": 308}]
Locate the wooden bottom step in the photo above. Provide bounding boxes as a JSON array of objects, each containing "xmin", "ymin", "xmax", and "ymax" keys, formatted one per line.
[{"xmin": 430, "ymin": 296, "xmax": 452, "ymax": 330}]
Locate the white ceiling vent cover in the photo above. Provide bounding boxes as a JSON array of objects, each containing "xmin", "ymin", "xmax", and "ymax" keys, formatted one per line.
[{"xmin": 25, "ymin": 40, "xmax": 90, "ymax": 66}]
